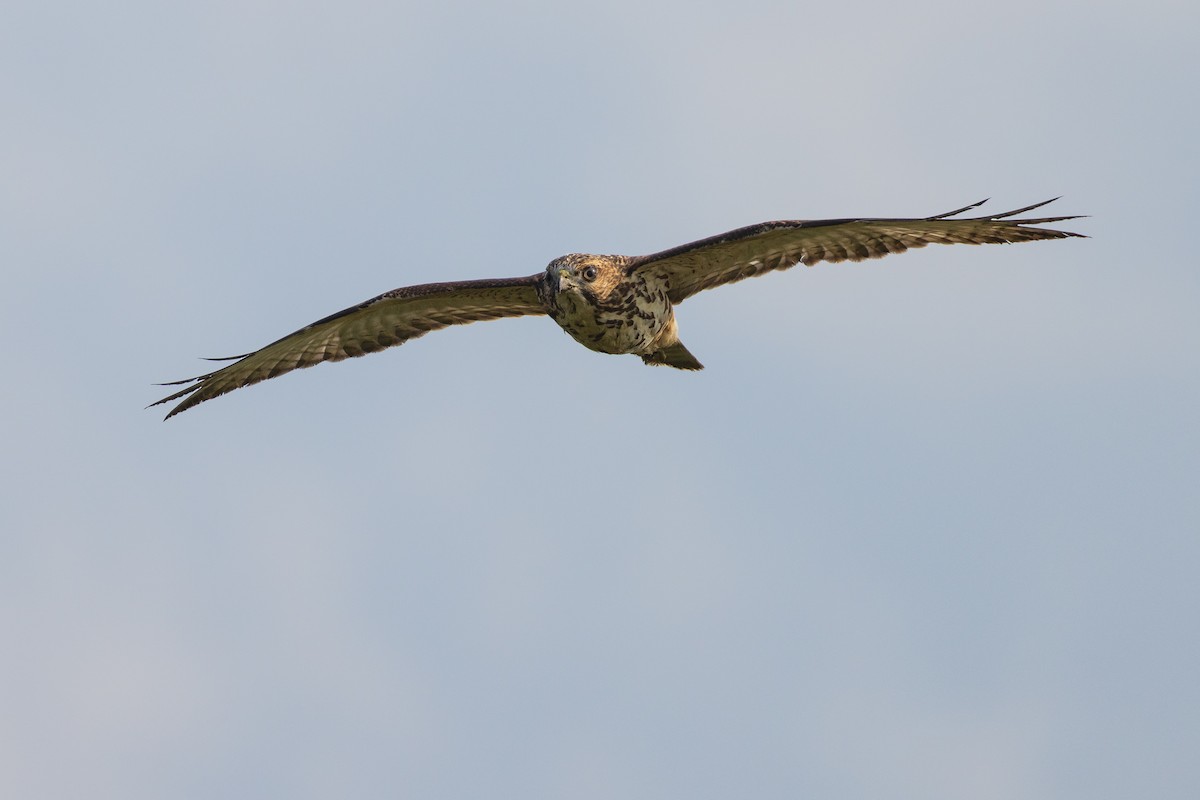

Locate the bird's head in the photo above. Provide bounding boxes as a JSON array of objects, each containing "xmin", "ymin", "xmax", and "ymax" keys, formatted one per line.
[{"xmin": 546, "ymin": 254, "xmax": 623, "ymax": 302}]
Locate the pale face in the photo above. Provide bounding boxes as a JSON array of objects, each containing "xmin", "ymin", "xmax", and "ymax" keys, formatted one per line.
[
  {"xmin": 546, "ymin": 254, "xmax": 624, "ymax": 305},
  {"xmin": 543, "ymin": 253, "xmax": 673, "ymax": 356}
]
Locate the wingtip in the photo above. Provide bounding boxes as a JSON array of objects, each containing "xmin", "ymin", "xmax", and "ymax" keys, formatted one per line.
[
  {"xmin": 928, "ymin": 198, "xmax": 990, "ymax": 220},
  {"xmin": 931, "ymin": 196, "xmax": 1084, "ymax": 222},
  {"xmin": 158, "ymin": 396, "xmax": 197, "ymax": 421},
  {"xmin": 988, "ymin": 197, "xmax": 1067, "ymax": 219},
  {"xmin": 143, "ymin": 398, "xmax": 180, "ymax": 421},
  {"xmin": 147, "ymin": 378, "xmax": 204, "ymax": 419}
]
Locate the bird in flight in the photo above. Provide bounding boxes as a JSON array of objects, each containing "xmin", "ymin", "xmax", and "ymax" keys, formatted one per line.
[{"xmin": 151, "ymin": 198, "xmax": 1084, "ymax": 419}]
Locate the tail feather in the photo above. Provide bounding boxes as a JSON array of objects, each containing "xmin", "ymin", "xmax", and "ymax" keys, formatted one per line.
[{"xmin": 641, "ymin": 341, "xmax": 704, "ymax": 370}]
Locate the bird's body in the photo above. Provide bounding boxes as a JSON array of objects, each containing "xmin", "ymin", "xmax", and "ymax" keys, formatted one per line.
[
  {"xmin": 538, "ymin": 254, "xmax": 697, "ymax": 368},
  {"xmin": 152, "ymin": 199, "xmax": 1085, "ymax": 418}
]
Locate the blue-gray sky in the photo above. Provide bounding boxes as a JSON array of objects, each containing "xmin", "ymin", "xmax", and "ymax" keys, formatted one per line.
[{"xmin": 2, "ymin": 1, "xmax": 1197, "ymax": 798}]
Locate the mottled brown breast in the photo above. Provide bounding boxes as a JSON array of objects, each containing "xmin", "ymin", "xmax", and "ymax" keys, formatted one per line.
[{"xmin": 541, "ymin": 254, "xmax": 674, "ymax": 356}]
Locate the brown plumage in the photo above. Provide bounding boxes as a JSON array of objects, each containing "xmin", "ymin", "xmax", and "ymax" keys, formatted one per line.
[{"xmin": 151, "ymin": 198, "xmax": 1084, "ymax": 418}]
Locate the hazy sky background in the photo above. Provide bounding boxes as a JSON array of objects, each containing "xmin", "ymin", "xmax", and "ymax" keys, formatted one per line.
[{"xmin": 3, "ymin": 1, "xmax": 1197, "ymax": 797}]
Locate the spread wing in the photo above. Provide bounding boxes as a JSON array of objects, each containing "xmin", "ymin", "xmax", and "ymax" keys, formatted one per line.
[
  {"xmin": 627, "ymin": 199, "xmax": 1086, "ymax": 304},
  {"xmin": 151, "ymin": 275, "xmax": 547, "ymax": 419}
]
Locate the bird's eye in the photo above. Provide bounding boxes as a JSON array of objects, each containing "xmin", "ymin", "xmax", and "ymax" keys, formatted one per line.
[{"xmin": 582, "ymin": 266, "xmax": 598, "ymax": 282}]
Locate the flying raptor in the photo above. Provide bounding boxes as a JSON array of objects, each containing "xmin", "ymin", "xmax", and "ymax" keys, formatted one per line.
[{"xmin": 152, "ymin": 198, "xmax": 1084, "ymax": 419}]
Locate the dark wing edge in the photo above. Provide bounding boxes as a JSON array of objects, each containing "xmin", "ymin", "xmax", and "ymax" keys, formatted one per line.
[
  {"xmin": 627, "ymin": 198, "xmax": 1087, "ymax": 304},
  {"xmin": 150, "ymin": 274, "xmax": 547, "ymax": 419}
]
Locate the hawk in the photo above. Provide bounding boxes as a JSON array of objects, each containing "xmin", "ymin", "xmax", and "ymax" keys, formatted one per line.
[{"xmin": 152, "ymin": 198, "xmax": 1083, "ymax": 419}]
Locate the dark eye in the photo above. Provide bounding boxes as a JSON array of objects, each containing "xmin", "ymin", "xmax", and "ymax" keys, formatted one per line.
[{"xmin": 582, "ymin": 265, "xmax": 598, "ymax": 282}]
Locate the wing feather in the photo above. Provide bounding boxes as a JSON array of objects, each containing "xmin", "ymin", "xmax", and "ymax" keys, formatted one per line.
[
  {"xmin": 627, "ymin": 199, "xmax": 1086, "ymax": 304},
  {"xmin": 151, "ymin": 275, "xmax": 547, "ymax": 419}
]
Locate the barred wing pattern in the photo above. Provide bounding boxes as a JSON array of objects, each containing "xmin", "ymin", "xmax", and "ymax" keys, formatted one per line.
[
  {"xmin": 629, "ymin": 199, "xmax": 1085, "ymax": 304},
  {"xmin": 152, "ymin": 276, "xmax": 546, "ymax": 419}
]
